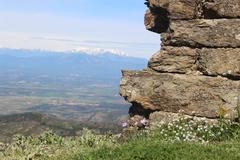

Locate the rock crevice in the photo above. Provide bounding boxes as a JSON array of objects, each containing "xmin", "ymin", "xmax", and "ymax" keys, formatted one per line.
[{"xmin": 120, "ymin": 0, "xmax": 240, "ymax": 119}]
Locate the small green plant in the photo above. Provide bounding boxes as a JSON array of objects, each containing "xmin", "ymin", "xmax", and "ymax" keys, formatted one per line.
[
  {"xmin": 78, "ymin": 128, "xmax": 115, "ymax": 148},
  {"xmin": 0, "ymin": 129, "xmax": 117, "ymax": 160},
  {"xmin": 217, "ymin": 105, "xmax": 229, "ymax": 120}
]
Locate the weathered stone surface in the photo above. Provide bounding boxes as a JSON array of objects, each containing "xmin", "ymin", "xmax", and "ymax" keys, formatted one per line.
[
  {"xmin": 148, "ymin": 47, "xmax": 240, "ymax": 79},
  {"xmin": 161, "ymin": 19, "xmax": 240, "ymax": 48},
  {"xmin": 146, "ymin": 0, "xmax": 202, "ymax": 20},
  {"xmin": 204, "ymin": 0, "xmax": 240, "ymax": 18},
  {"xmin": 148, "ymin": 47, "xmax": 197, "ymax": 74},
  {"xmin": 196, "ymin": 48, "xmax": 240, "ymax": 79},
  {"xmin": 145, "ymin": 0, "xmax": 240, "ymax": 21},
  {"xmin": 145, "ymin": 0, "xmax": 240, "ymax": 34},
  {"xmin": 120, "ymin": 70, "xmax": 240, "ymax": 118}
]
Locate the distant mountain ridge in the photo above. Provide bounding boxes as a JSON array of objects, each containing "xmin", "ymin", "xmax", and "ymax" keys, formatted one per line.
[
  {"xmin": 0, "ymin": 47, "xmax": 145, "ymax": 126},
  {"xmin": 0, "ymin": 48, "xmax": 147, "ymax": 85}
]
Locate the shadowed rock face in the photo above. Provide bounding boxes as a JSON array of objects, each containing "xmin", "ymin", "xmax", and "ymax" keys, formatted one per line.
[
  {"xmin": 144, "ymin": 8, "xmax": 170, "ymax": 33},
  {"xmin": 146, "ymin": 0, "xmax": 203, "ymax": 20},
  {"xmin": 145, "ymin": 0, "xmax": 240, "ymax": 34},
  {"xmin": 204, "ymin": 0, "xmax": 240, "ymax": 18},
  {"xmin": 120, "ymin": 1, "xmax": 240, "ymax": 119}
]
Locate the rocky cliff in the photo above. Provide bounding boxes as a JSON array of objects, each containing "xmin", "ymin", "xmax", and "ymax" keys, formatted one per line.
[{"xmin": 120, "ymin": 0, "xmax": 240, "ymax": 120}]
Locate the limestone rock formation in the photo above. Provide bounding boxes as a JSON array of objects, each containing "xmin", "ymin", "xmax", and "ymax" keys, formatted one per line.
[
  {"xmin": 161, "ymin": 19, "xmax": 240, "ymax": 48},
  {"xmin": 120, "ymin": 0, "xmax": 240, "ymax": 119},
  {"xmin": 149, "ymin": 47, "xmax": 240, "ymax": 78},
  {"xmin": 120, "ymin": 70, "xmax": 239, "ymax": 118},
  {"xmin": 145, "ymin": 0, "xmax": 240, "ymax": 20}
]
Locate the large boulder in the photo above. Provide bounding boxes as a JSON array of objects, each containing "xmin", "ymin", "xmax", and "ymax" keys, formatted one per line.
[
  {"xmin": 120, "ymin": 70, "xmax": 240, "ymax": 119},
  {"xmin": 161, "ymin": 19, "xmax": 240, "ymax": 48},
  {"xmin": 146, "ymin": 0, "xmax": 202, "ymax": 20},
  {"xmin": 204, "ymin": 0, "xmax": 240, "ymax": 18},
  {"xmin": 145, "ymin": 0, "xmax": 240, "ymax": 20},
  {"xmin": 149, "ymin": 47, "xmax": 240, "ymax": 79}
]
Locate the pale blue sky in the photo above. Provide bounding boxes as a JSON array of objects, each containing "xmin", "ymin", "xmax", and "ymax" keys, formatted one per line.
[{"xmin": 0, "ymin": 0, "xmax": 160, "ymax": 58}]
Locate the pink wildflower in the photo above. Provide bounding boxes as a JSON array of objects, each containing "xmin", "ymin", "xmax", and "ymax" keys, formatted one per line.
[{"xmin": 122, "ymin": 122, "xmax": 128, "ymax": 128}]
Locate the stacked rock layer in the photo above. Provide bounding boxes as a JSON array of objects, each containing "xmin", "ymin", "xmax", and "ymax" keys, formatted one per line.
[{"xmin": 120, "ymin": 0, "xmax": 240, "ymax": 119}]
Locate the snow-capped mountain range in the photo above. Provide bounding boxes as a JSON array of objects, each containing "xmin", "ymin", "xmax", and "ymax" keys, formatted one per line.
[{"xmin": 0, "ymin": 47, "xmax": 147, "ymax": 85}]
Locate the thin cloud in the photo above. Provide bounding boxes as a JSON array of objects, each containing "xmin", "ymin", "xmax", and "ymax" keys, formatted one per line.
[
  {"xmin": 32, "ymin": 37, "xmax": 159, "ymax": 47},
  {"xmin": 0, "ymin": 0, "xmax": 160, "ymax": 58}
]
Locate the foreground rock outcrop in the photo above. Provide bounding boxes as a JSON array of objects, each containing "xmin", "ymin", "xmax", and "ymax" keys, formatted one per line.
[
  {"xmin": 120, "ymin": 0, "xmax": 240, "ymax": 119},
  {"xmin": 149, "ymin": 47, "xmax": 240, "ymax": 79}
]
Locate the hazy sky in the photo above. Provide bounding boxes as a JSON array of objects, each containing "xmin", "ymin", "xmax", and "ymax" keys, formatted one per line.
[{"xmin": 0, "ymin": 0, "xmax": 160, "ymax": 58}]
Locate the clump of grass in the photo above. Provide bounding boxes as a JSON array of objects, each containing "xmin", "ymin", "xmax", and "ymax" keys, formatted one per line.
[
  {"xmin": 0, "ymin": 129, "xmax": 116, "ymax": 160},
  {"xmin": 73, "ymin": 137, "xmax": 240, "ymax": 160}
]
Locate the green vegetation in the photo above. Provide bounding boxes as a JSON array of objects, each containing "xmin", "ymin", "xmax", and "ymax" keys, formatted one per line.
[
  {"xmin": 1, "ymin": 116, "xmax": 240, "ymax": 160},
  {"xmin": 74, "ymin": 138, "xmax": 240, "ymax": 160}
]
